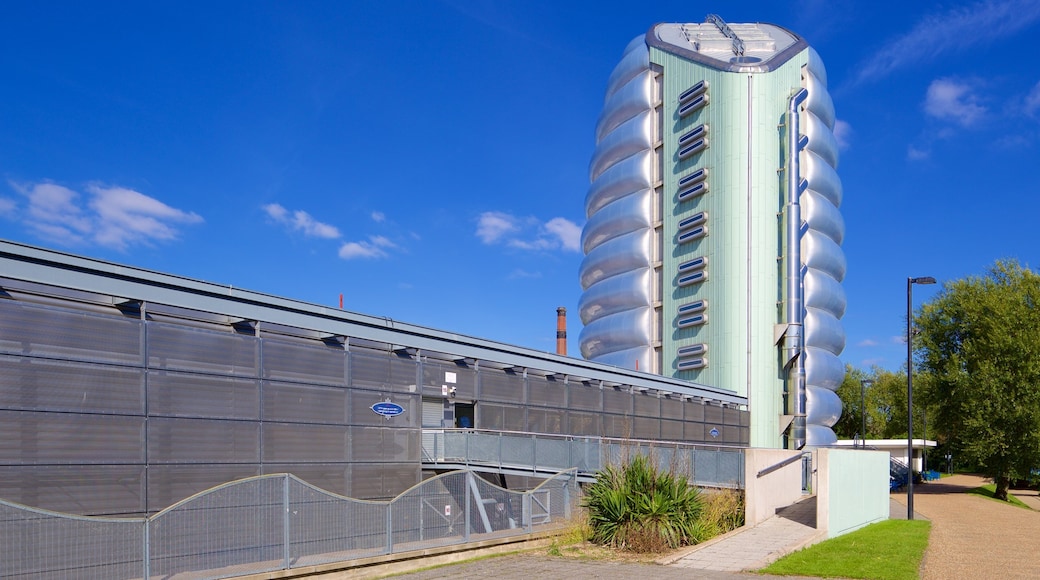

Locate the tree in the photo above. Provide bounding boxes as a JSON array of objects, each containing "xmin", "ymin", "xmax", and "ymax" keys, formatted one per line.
[
  {"xmin": 915, "ymin": 260, "xmax": 1040, "ymax": 501},
  {"xmin": 833, "ymin": 365, "xmax": 920, "ymax": 441}
]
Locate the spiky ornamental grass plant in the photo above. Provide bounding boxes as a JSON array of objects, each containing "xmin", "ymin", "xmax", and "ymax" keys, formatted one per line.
[{"xmin": 581, "ymin": 454, "xmax": 703, "ymax": 552}]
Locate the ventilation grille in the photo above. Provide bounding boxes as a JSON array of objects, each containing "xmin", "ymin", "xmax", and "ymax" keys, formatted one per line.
[
  {"xmin": 677, "ymin": 270, "xmax": 708, "ymax": 287},
  {"xmin": 677, "ymin": 225, "xmax": 707, "ymax": 243},
  {"xmin": 677, "ymin": 357, "xmax": 708, "ymax": 370}
]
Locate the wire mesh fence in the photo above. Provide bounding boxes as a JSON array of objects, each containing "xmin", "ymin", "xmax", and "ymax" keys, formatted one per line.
[{"xmin": 0, "ymin": 469, "xmax": 578, "ymax": 580}]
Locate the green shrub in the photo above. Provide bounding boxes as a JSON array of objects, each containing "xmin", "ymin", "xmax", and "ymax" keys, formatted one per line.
[
  {"xmin": 581, "ymin": 454, "xmax": 702, "ymax": 552},
  {"xmin": 692, "ymin": 488, "xmax": 744, "ymax": 542}
]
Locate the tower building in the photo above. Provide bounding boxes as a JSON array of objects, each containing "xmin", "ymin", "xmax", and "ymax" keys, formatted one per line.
[{"xmin": 578, "ymin": 16, "xmax": 846, "ymax": 448}]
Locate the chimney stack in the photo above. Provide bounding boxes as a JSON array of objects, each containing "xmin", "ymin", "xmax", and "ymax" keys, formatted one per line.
[{"xmin": 556, "ymin": 307, "xmax": 567, "ymax": 356}]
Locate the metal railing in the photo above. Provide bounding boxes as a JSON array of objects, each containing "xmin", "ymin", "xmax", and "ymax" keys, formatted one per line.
[
  {"xmin": 422, "ymin": 429, "xmax": 745, "ymax": 489},
  {"xmin": 0, "ymin": 469, "xmax": 577, "ymax": 580}
]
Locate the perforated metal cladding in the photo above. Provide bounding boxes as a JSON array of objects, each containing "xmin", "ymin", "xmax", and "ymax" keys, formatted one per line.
[
  {"xmin": 147, "ymin": 417, "xmax": 260, "ymax": 464},
  {"xmin": 421, "ymin": 361, "xmax": 475, "ymax": 399},
  {"xmin": 263, "ymin": 381, "xmax": 347, "ymax": 425},
  {"xmin": 723, "ymin": 407, "xmax": 741, "ymax": 426},
  {"xmin": 351, "ymin": 352, "xmax": 418, "ymax": 392},
  {"xmin": 0, "ymin": 299, "xmax": 141, "ymax": 365},
  {"xmin": 479, "ymin": 370, "xmax": 524, "ymax": 403},
  {"xmin": 526, "ymin": 408, "xmax": 565, "ymax": 434},
  {"xmin": 262, "ymin": 422, "xmax": 349, "ymax": 463},
  {"xmin": 602, "ymin": 386, "xmax": 633, "ymax": 414},
  {"xmin": 685, "ymin": 400, "xmax": 705, "ymax": 422},
  {"xmin": 479, "ymin": 403, "xmax": 526, "ymax": 432},
  {"xmin": 0, "ymin": 355, "xmax": 144, "ymax": 414},
  {"xmin": 146, "ymin": 465, "xmax": 261, "ymax": 513},
  {"xmin": 633, "ymin": 416, "xmax": 660, "ymax": 439},
  {"xmin": 0, "ymin": 465, "xmax": 145, "ymax": 515},
  {"xmin": 568, "ymin": 411, "xmax": 601, "ymax": 435},
  {"xmin": 350, "ymin": 390, "xmax": 419, "ymax": 428},
  {"xmin": 603, "ymin": 414, "xmax": 633, "ymax": 438},
  {"xmin": 661, "ymin": 397, "xmax": 683, "ymax": 420},
  {"xmin": 148, "ymin": 322, "xmax": 257, "ymax": 376},
  {"xmin": 527, "ymin": 376, "xmax": 565, "ymax": 407},
  {"xmin": 569, "ymin": 384, "xmax": 602, "ymax": 411},
  {"xmin": 661, "ymin": 419, "xmax": 683, "ymax": 440},
  {"xmin": 262, "ymin": 338, "xmax": 346, "ymax": 386},
  {"xmin": 0, "ymin": 410, "xmax": 144, "ymax": 464},
  {"xmin": 704, "ymin": 404, "xmax": 723, "ymax": 425},
  {"xmin": 351, "ymin": 462, "xmax": 419, "ymax": 499},
  {"xmin": 685, "ymin": 421, "xmax": 704, "ymax": 441},
  {"xmin": 633, "ymin": 391, "xmax": 660, "ymax": 417},
  {"xmin": 350, "ymin": 427, "xmax": 419, "ymax": 462},
  {"xmin": 148, "ymin": 370, "xmax": 259, "ymax": 420}
]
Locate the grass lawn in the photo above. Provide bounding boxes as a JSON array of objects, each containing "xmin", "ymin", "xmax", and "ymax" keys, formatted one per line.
[
  {"xmin": 759, "ymin": 519, "xmax": 930, "ymax": 580},
  {"xmin": 967, "ymin": 484, "xmax": 1031, "ymax": 509}
]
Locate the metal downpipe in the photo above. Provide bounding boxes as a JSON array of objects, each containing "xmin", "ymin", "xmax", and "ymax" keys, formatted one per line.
[{"xmin": 785, "ymin": 88, "xmax": 808, "ymax": 449}]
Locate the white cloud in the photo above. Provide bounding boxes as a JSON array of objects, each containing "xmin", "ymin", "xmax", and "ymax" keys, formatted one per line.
[
  {"xmin": 371, "ymin": 211, "xmax": 386, "ymax": 223},
  {"xmin": 88, "ymin": 185, "xmax": 203, "ymax": 250},
  {"xmin": 907, "ymin": 145, "xmax": 930, "ymax": 161},
  {"xmin": 924, "ymin": 78, "xmax": 986, "ymax": 126},
  {"xmin": 857, "ymin": 338, "xmax": 879, "ymax": 347},
  {"xmin": 8, "ymin": 180, "xmax": 202, "ymax": 250},
  {"xmin": 477, "ymin": 211, "xmax": 582, "ymax": 253},
  {"xmin": 0, "ymin": 197, "xmax": 16, "ymax": 215},
  {"xmin": 262, "ymin": 203, "xmax": 340, "ymax": 239},
  {"xmin": 544, "ymin": 217, "xmax": 582, "ymax": 252},
  {"xmin": 1025, "ymin": 81, "xmax": 1040, "ymax": 117},
  {"xmin": 476, "ymin": 211, "xmax": 518, "ymax": 244},
  {"xmin": 854, "ymin": 0, "xmax": 1040, "ymax": 85},
  {"xmin": 338, "ymin": 235, "xmax": 395, "ymax": 259},
  {"xmin": 508, "ymin": 269, "xmax": 542, "ymax": 280},
  {"xmin": 891, "ymin": 335, "xmax": 907, "ymax": 345},
  {"xmin": 832, "ymin": 119, "xmax": 852, "ymax": 150}
]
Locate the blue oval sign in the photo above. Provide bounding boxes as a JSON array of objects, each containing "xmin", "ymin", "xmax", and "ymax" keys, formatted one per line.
[
  {"xmin": 371, "ymin": 401, "xmax": 405, "ymax": 418},
  {"xmin": 709, "ymin": 427, "xmax": 720, "ymax": 438}
]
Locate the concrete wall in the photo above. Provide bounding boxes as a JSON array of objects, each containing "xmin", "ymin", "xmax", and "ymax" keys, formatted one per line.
[
  {"xmin": 743, "ymin": 448, "xmax": 805, "ymax": 526},
  {"xmin": 816, "ymin": 448, "xmax": 889, "ymax": 538}
]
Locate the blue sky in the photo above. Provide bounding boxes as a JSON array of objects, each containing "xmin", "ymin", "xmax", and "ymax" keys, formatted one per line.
[{"xmin": 1, "ymin": 1, "xmax": 1039, "ymax": 373}]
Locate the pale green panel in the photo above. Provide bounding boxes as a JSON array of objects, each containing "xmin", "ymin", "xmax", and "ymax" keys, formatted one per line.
[
  {"xmin": 652, "ymin": 46, "xmax": 813, "ymax": 449},
  {"xmin": 745, "ymin": 53, "xmax": 807, "ymax": 448},
  {"xmin": 651, "ymin": 48, "xmax": 749, "ymax": 397},
  {"xmin": 823, "ymin": 449, "xmax": 890, "ymax": 537}
]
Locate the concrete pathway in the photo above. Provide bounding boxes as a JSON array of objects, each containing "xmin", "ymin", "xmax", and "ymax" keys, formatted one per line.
[{"xmin": 667, "ymin": 495, "xmax": 820, "ymax": 572}]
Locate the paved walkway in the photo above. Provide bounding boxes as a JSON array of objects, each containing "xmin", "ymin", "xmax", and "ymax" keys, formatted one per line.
[
  {"xmin": 896, "ymin": 474, "xmax": 1040, "ymax": 579},
  {"xmin": 392, "ymin": 474, "xmax": 1040, "ymax": 579}
]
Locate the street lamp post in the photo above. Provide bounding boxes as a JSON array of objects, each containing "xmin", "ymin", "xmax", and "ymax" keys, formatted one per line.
[
  {"xmin": 860, "ymin": 379, "xmax": 875, "ymax": 448},
  {"xmin": 907, "ymin": 276, "xmax": 936, "ymax": 520}
]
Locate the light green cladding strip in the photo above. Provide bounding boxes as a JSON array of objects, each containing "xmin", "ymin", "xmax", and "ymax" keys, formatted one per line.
[{"xmin": 650, "ymin": 46, "xmax": 809, "ymax": 449}]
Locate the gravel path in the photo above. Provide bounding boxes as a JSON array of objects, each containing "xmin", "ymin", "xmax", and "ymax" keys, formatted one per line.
[{"xmin": 894, "ymin": 474, "xmax": 1040, "ymax": 579}]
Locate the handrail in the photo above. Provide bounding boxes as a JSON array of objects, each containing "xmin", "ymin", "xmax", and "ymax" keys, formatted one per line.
[{"xmin": 756, "ymin": 452, "xmax": 807, "ymax": 478}]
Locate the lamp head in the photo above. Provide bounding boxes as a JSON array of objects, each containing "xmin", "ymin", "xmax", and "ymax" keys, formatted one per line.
[{"xmin": 911, "ymin": 276, "xmax": 937, "ymax": 285}]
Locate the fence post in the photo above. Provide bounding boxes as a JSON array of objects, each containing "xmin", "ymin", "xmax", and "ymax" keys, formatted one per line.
[
  {"xmin": 143, "ymin": 518, "xmax": 150, "ymax": 580},
  {"xmin": 464, "ymin": 471, "xmax": 471, "ymax": 543},
  {"xmin": 563, "ymin": 475, "xmax": 571, "ymax": 520},
  {"xmin": 283, "ymin": 474, "xmax": 291, "ymax": 570},
  {"xmin": 386, "ymin": 501, "xmax": 394, "ymax": 554}
]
